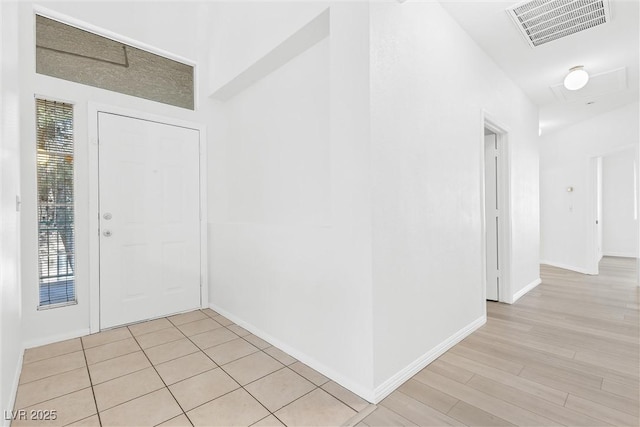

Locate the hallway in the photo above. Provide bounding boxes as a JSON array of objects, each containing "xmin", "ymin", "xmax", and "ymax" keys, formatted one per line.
[
  {"xmin": 360, "ymin": 257, "xmax": 639, "ymax": 426},
  {"xmin": 12, "ymin": 258, "xmax": 638, "ymax": 426}
]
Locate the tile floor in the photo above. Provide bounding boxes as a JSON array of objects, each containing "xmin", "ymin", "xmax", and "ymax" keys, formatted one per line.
[{"xmin": 13, "ymin": 309, "xmax": 369, "ymax": 426}]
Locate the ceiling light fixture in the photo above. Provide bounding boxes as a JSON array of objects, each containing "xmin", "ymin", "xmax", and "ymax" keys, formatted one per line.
[{"xmin": 564, "ymin": 66, "xmax": 589, "ymax": 91}]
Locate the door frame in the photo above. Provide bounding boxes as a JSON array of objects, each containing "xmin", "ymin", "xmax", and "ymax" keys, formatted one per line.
[
  {"xmin": 481, "ymin": 111, "xmax": 512, "ymax": 304},
  {"xmin": 87, "ymin": 103, "xmax": 208, "ymax": 333},
  {"xmin": 586, "ymin": 143, "xmax": 638, "ymax": 276},
  {"xmin": 637, "ymin": 143, "xmax": 640, "ymax": 286},
  {"xmin": 586, "ymin": 156, "xmax": 603, "ymax": 275},
  {"xmin": 637, "ymin": 144, "xmax": 640, "ymax": 286}
]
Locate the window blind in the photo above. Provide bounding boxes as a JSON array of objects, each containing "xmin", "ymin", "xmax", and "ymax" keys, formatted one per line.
[{"xmin": 36, "ymin": 98, "xmax": 76, "ymax": 307}]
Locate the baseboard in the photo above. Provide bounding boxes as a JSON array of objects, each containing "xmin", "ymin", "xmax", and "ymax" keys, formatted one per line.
[
  {"xmin": 372, "ymin": 315, "xmax": 486, "ymax": 403},
  {"xmin": 603, "ymin": 252, "xmax": 638, "ymax": 259},
  {"xmin": 22, "ymin": 328, "xmax": 90, "ymax": 351},
  {"xmin": 512, "ymin": 278, "xmax": 541, "ymax": 303},
  {"xmin": 540, "ymin": 260, "xmax": 595, "ymax": 275},
  {"xmin": 3, "ymin": 350, "xmax": 24, "ymax": 427},
  {"xmin": 209, "ymin": 303, "xmax": 375, "ymax": 402},
  {"xmin": 1, "ymin": 328, "xmax": 83, "ymax": 424}
]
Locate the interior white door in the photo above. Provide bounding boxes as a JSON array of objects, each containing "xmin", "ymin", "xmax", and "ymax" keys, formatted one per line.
[
  {"xmin": 485, "ymin": 133, "xmax": 499, "ymax": 301},
  {"xmin": 98, "ymin": 113, "xmax": 201, "ymax": 329},
  {"xmin": 596, "ymin": 156, "xmax": 603, "ymax": 262}
]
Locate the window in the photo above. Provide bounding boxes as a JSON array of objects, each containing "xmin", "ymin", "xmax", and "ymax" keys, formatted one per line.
[
  {"xmin": 36, "ymin": 98, "xmax": 76, "ymax": 307},
  {"xmin": 36, "ymin": 15, "xmax": 195, "ymax": 110}
]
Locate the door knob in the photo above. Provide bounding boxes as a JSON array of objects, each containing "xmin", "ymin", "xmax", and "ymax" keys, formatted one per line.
[
  {"xmin": 103, "ymin": 230, "xmax": 112, "ymax": 237},
  {"xmin": 103, "ymin": 213, "xmax": 112, "ymax": 220}
]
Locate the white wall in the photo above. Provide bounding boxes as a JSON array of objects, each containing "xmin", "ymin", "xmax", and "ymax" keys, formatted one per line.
[
  {"xmin": 208, "ymin": 2, "xmax": 330, "ymax": 95},
  {"xmin": 17, "ymin": 1, "xmax": 210, "ymax": 347},
  {"xmin": 602, "ymin": 148, "xmax": 638, "ymax": 257},
  {"xmin": 1, "ymin": 1, "xmax": 24, "ymax": 418},
  {"xmin": 208, "ymin": 1, "xmax": 541, "ymax": 401},
  {"xmin": 369, "ymin": 2, "xmax": 540, "ymax": 391},
  {"xmin": 540, "ymin": 102, "xmax": 639, "ymax": 273},
  {"xmin": 207, "ymin": 3, "xmax": 375, "ymax": 397}
]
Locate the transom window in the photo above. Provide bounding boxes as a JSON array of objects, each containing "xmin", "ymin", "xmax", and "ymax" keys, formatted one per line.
[{"xmin": 36, "ymin": 15, "xmax": 195, "ymax": 110}]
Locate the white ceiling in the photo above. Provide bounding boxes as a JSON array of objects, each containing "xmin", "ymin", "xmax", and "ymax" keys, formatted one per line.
[{"xmin": 439, "ymin": 0, "xmax": 639, "ymax": 135}]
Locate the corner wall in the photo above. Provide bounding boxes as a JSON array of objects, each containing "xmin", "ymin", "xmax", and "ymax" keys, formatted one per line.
[
  {"xmin": 369, "ymin": 1, "xmax": 540, "ymax": 392},
  {"xmin": 207, "ymin": 3, "xmax": 375, "ymax": 398},
  {"xmin": 540, "ymin": 102, "xmax": 639, "ymax": 272},
  {"xmin": 1, "ymin": 1, "xmax": 24, "ymax": 419}
]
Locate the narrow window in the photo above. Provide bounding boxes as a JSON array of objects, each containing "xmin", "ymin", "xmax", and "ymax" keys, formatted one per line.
[{"xmin": 36, "ymin": 98, "xmax": 76, "ymax": 307}]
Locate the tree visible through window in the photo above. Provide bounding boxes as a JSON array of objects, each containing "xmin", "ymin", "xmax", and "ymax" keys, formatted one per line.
[{"xmin": 36, "ymin": 98, "xmax": 76, "ymax": 307}]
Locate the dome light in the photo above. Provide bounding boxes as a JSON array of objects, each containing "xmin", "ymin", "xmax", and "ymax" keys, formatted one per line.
[{"xmin": 563, "ymin": 66, "xmax": 589, "ymax": 91}]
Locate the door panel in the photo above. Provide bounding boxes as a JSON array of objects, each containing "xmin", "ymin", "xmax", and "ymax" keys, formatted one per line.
[
  {"xmin": 485, "ymin": 134, "xmax": 499, "ymax": 301},
  {"xmin": 98, "ymin": 113, "xmax": 201, "ymax": 329},
  {"xmin": 596, "ymin": 157, "xmax": 603, "ymax": 262}
]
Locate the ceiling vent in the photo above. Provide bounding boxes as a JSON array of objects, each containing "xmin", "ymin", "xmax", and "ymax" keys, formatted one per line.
[{"xmin": 507, "ymin": 0, "xmax": 611, "ymax": 48}]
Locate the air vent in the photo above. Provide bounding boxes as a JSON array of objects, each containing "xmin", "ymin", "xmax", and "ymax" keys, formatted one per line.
[{"xmin": 507, "ymin": 0, "xmax": 611, "ymax": 47}]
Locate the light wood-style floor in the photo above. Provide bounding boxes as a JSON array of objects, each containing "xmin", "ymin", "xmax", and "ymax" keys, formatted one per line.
[{"xmin": 359, "ymin": 257, "xmax": 640, "ymax": 427}]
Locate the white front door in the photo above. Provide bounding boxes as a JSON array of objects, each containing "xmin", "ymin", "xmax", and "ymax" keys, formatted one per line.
[
  {"xmin": 485, "ymin": 133, "xmax": 499, "ymax": 301},
  {"xmin": 98, "ymin": 113, "xmax": 201, "ymax": 329}
]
